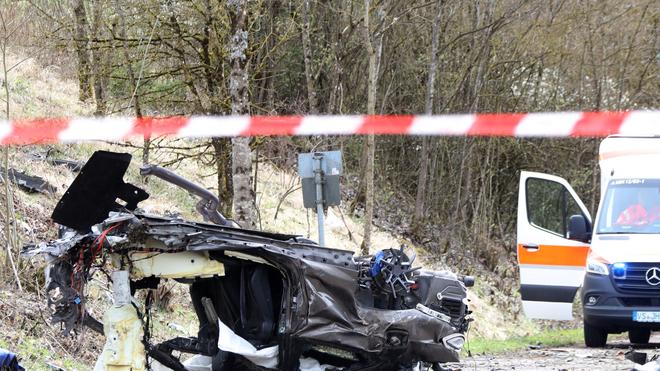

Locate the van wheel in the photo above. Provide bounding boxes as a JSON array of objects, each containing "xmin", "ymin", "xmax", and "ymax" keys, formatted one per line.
[
  {"xmin": 629, "ymin": 329, "xmax": 651, "ymax": 344},
  {"xmin": 584, "ymin": 322, "xmax": 608, "ymax": 347}
]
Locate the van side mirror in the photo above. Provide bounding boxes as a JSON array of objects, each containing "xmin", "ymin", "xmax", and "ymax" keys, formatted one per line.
[{"xmin": 567, "ymin": 214, "xmax": 591, "ymax": 243}]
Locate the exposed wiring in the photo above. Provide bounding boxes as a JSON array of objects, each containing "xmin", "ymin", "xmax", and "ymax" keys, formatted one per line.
[
  {"xmin": 91, "ymin": 223, "xmax": 121, "ymax": 262},
  {"xmin": 66, "ymin": 223, "xmax": 123, "ymax": 334}
]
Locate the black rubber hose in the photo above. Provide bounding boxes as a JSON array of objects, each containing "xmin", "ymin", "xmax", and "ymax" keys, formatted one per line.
[{"xmin": 140, "ymin": 164, "xmax": 229, "ymax": 226}]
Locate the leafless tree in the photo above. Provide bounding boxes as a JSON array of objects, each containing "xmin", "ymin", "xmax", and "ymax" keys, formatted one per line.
[
  {"xmin": 0, "ymin": 7, "xmax": 25, "ymax": 291},
  {"xmin": 228, "ymin": 0, "xmax": 257, "ymax": 228},
  {"xmin": 413, "ymin": 0, "xmax": 443, "ymax": 233}
]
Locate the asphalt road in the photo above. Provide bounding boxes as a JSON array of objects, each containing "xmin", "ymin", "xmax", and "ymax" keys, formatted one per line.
[{"xmin": 444, "ymin": 336, "xmax": 660, "ymax": 370}]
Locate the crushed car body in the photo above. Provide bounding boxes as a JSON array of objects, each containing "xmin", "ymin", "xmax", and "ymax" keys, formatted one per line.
[{"xmin": 24, "ymin": 151, "xmax": 474, "ymax": 371}]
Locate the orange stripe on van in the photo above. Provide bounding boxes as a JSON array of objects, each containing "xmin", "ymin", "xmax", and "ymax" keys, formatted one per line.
[{"xmin": 517, "ymin": 244, "xmax": 589, "ymax": 267}]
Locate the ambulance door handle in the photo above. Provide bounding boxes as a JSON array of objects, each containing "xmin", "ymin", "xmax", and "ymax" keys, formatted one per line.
[{"xmin": 522, "ymin": 243, "xmax": 539, "ymax": 252}]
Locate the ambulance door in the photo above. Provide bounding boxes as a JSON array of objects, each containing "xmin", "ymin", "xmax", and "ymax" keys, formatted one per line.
[{"xmin": 517, "ymin": 171, "xmax": 592, "ymax": 320}]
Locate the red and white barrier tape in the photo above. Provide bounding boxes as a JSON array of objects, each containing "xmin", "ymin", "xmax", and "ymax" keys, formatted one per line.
[{"xmin": 0, "ymin": 111, "xmax": 658, "ymax": 144}]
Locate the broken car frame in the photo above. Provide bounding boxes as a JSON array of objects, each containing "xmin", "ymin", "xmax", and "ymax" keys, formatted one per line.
[{"xmin": 24, "ymin": 151, "xmax": 474, "ymax": 371}]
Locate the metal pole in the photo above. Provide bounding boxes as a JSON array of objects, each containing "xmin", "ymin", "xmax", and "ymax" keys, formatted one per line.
[{"xmin": 313, "ymin": 154, "xmax": 325, "ymax": 246}]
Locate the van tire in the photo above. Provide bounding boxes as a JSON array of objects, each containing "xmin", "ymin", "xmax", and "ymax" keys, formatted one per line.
[
  {"xmin": 584, "ymin": 322, "xmax": 608, "ymax": 347},
  {"xmin": 629, "ymin": 329, "xmax": 651, "ymax": 344}
]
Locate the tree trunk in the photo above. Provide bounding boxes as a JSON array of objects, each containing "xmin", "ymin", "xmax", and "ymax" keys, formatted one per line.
[
  {"xmin": 0, "ymin": 36, "xmax": 22, "ymax": 291},
  {"xmin": 113, "ymin": 0, "xmax": 148, "ymax": 165},
  {"xmin": 360, "ymin": 135, "xmax": 375, "ymax": 255},
  {"xmin": 360, "ymin": 0, "xmax": 379, "ymax": 255},
  {"xmin": 202, "ymin": 0, "xmax": 216, "ymax": 103},
  {"xmin": 348, "ymin": 143, "xmax": 368, "ymax": 214},
  {"xmin": 301, "ymin": 0, "xmax": 318, "ymax": 113},
  {"xmin": 232, "ymin": 137, "xmax": 255, "ymax": 228},
  {"xmin": 228, "ymin": 0, "xmax": 256, "ymax": 229},
  {"xmin": 90, "ymin": 0, "xmax": 106, "ymax": 115},
  {"xmin": 326, "ymin": 0, "xmax": 350, "ymax": 114},
  {"xmin": 469, "ymin": 1, "xmax": 494, "ymax": 112},
  {"xmin": 212, "ymin": 138, "xmax": 233, "ymax": 218},
  {"xmin": 71, "ymin": 0, "xmax": 93, "ymax": 102},
  {"xmin": 413, "ymin": 0, "xmax": 443, "ymax": 234}
]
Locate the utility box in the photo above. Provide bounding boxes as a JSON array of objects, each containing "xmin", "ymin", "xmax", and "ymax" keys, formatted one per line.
[{"xmin": 297, "ymin": 150, "xmax": 342, "ymax": 246}]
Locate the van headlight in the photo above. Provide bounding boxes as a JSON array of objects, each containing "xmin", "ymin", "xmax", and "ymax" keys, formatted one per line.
[{"xmin": 586, "ymin": 258, "xmax": 609, "ymax": 276}]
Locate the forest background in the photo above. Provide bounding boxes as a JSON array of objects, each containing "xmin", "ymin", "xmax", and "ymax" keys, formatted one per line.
[{"xmin": 0, "ymin": 0, "xmax": 657, "ymax": 364}]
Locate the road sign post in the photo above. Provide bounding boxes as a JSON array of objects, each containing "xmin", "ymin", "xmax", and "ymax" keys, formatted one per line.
[
  {"xmin": 313, "ymin": 154, "xmax": 325, "ymax": 245},
  {"xmin": 298, "ymin": 151, "xmax": 342, "ymax": 246}
]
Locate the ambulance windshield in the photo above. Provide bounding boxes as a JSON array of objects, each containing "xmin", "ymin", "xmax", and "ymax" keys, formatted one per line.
[{"xmin": 597, "ymin": 179, "xmax": 660, "ymax": 234}]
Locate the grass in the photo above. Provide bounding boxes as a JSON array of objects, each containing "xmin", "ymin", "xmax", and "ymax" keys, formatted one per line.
[
  {"xmin": 464, "ymin": 328, "xmax": 584, "ymax": 355},
  {"xmin": 7, "ymin": 337, "xmax": 89, "ymax": 371}
]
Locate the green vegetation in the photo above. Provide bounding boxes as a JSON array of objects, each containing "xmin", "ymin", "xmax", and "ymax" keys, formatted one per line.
[
  {"xmin": 0, "ymin": 1, "xmax": 655, "ymax": 364},
  {"xmin": 464, "ymin": 329, "xmax": 583, "ymax": 355},
  {"xmin": 8, "ymin": 337, "xmax": 88, "ymax": 371}
]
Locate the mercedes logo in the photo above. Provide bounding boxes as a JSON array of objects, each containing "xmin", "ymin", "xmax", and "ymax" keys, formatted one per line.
[{"xmin": 645, "ymin": 267, "xmax": 660, "ymax": 286}]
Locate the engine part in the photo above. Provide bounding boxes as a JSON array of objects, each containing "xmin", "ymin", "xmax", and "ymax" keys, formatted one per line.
[{"xmin": 371, "ymin": 246, "xmax": 420, "ymax": 298}]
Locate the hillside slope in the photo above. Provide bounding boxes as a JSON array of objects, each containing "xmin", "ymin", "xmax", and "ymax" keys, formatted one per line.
[{"xmin": 0, "ymin": 52, "xmax": 569, "ymax": 369}]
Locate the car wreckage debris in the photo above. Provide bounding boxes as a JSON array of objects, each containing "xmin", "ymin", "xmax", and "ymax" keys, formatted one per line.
[
  {"xmin": 0, "ymin": 167, "xmax": 56, "ymax": 194},
  {"xmin": 27, "ymin": 151, "xmax": 84, "ymax": 172},
  {"xmin": 627, "ymin": 350, "xmax": 660, "ymax": 371},
  {"xmin": 23, "ymin": 151, "xmax": 474, "ymax": 371},
  {"xmin": 0, "ymin": 348, "xmax": 25, "ymax": 371}
]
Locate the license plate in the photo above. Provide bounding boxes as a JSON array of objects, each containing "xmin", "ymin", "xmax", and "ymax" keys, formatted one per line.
[{"xmin": 633, "ymin": 311, "xmax": 660, "ymax": 322}]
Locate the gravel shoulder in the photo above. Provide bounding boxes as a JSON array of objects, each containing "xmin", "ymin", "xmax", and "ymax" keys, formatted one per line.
[{"xmin": 446, "ymin": 337, "xmax": 660, "ymax": 370}]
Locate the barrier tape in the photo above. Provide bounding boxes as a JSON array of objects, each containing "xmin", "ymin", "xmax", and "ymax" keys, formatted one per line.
[{"xmin": 0, "ymin": 111, "xmax": 658, "ymax": 144}]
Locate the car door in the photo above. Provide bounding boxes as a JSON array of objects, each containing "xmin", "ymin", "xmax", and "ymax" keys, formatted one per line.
[{"xmin": 517, "ymin": 171, "xmax": 592, "ymax": 320}]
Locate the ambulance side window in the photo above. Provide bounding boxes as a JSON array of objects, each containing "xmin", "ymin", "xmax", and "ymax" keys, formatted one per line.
[{"xmin": 526, "ymin": 178, "xmax": 569, "ymax": 237}]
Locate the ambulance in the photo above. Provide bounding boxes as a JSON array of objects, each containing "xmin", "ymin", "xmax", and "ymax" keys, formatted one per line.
[{"xmin": 517, "ymin": 136, "xmax": 660, "ymax": 347}]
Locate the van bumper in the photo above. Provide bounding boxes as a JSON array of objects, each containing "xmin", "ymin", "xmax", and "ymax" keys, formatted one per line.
[{"xmin": 582, "ymin": 272, "xmax": 660, "ymax": 332}]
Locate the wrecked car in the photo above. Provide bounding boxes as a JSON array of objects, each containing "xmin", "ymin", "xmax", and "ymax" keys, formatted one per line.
[{"xmin": 24, "ymin": 151, "xmax": 474, "ymax": 371}]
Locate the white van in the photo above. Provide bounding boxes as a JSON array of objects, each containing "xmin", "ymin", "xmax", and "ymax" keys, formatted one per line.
[{"xmin": 517, "ymin": 136, "xmax": 660, "ymax": 347}]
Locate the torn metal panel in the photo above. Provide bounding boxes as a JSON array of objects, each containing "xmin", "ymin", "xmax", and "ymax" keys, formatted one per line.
[
  {"xmin": 0, "ymin": 167, "xmax": 56, "ymax": 193},
  {"xmin": 51, "ymin": 151, "xmax": 148, "ymax": 231},
  {"xmin": 22, "ymin": 230, "xmax": 86, "ymax": 257},
  {"xmin": 44, "ymin": 258, "xmax": 86, "ymax": 335},
  {"xmin": 27, "ymin": 152, "xmax": 84, "ymax": 172},
  {"xmin": 282, "ymin": 257, "xmax": 464, "ymax": 363},
  {"xmin": 49, "ymin": 158, "xmax": 83, "ymax": 172},
  {"xmin": 24, "ymin": 151, "xmax": 475, "ymax": 370}
]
